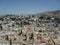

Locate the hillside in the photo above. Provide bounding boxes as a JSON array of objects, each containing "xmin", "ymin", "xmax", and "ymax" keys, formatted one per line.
[{"xmin": 36, "ymin": 10, "xmax": 60, "ymax": 17}]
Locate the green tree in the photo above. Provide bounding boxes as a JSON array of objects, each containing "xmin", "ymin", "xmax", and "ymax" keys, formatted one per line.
[
  {"xmin": 29, "ymin": 33, "xmax": 34, "ymax": 40},
  {"xmin": 10, "ymin": 39, "xmax": 12, "ymax": 45},
  {"xmin": 5, "ymin": 35, "xmax": 9, "ymax": 40}
]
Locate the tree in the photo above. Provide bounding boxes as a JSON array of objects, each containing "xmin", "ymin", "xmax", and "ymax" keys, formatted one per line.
[
  {"xmin": 10, "ymin": 39, "xmax": 12, "ymax": 45},
  {"xmin": 0, "ymin": 25, "xmax": 3, "ymax": 30},
  {"xmin": 46, "ymin": 16, "xmax": 51, "ymax": 20},
  {"xmin": 18, "ymin": 30, "xmax": 22, "ymax": 35},
  {"xmin": 39, "ymin": 16, "xmax": 44, "ymax": 19},
  {"xmin": 29, "ymin": 33, "xmax": 34, "ymax": 40},
  {"xmin": 20, "ymin": 21, "xmax": 23, "ymax": 27},
  {"xmin": 5, "ymin": 35, "xmax": 9, "ymax": 40}
]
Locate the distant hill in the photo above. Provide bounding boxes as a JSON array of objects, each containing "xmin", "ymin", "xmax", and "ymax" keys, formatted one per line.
[
  {"xmin": 36, "ymin": 10, "xmax": 60, "ymax": 17},
  {"xmin": 0, "ymin": 10, "xmax": 60, "ymax": 17}
]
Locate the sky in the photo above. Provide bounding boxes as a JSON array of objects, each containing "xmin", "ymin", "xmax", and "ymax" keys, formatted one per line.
[{"xmin": 0, "ymin": 0, "xmax": 60, "ymax": 15}]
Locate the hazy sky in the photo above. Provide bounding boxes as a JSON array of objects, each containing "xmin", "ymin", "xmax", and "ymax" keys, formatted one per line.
[{"xmin": 0, "ymin": 0, "xmax": 60, "ymax": 15}]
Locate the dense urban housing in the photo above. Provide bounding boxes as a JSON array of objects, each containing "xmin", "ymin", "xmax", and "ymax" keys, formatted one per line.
[{"xmin": 0, "ymin": 10, "xmax": 60, "ymax": 45}]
